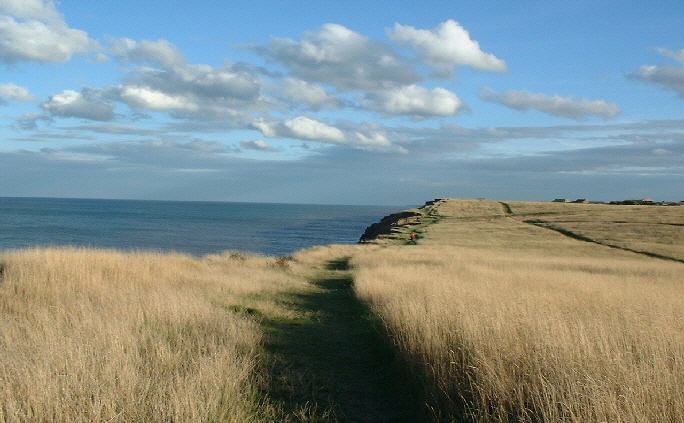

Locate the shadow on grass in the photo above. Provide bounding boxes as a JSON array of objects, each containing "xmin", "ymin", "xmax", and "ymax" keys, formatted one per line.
[{"xmin": 261, "ymin": 258, "xmax": 428, "ymax": 423}]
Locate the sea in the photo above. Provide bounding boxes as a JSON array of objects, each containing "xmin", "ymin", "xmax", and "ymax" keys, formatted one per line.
[{"xmin": 0, "ymin": 197, "xmax": 405, "ymax": 257}]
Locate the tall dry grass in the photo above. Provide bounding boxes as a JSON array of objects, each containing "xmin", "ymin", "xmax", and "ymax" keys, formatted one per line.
[
  {"xmin": 4, "ymin": 198, "xmax": 681, "ymax": 422},
  {"xmin": 0, "ymin": 247, "xmax": 304, "ymax": 422},
  {"xmin": 352, "ymin": 229, "xmax": 684, "ymax": 422},
  {"xmin": 352, "ymin": 242, "xmax": 684, "ymax": 422},
  {"xmin": 350, "ymin": 199, "xmax": 684, "ymax": 422},
  {"xmin": 261, "ymin": 198, "xmax": 684, "ymax": 421},
  {"xmin": 505, "ymin": 201, "xmax": 684, "ymax": 261}
]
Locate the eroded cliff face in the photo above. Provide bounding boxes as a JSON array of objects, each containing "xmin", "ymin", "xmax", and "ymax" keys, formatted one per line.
[
  {"xmin": 359, "ymin": 199, "xmax": 445, "ymax": 242},
  {"xmin": 358, "ymin": 210, "xmax": 423, "ymax": 242}
]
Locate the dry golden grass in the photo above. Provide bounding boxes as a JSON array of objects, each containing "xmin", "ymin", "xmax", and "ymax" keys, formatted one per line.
[
  {"xmin": 505, "ymin": 201, "xmax": 684, "ymax": 261},
  {"xmin": 414, "ymin": 200, "xmax": 628, "ymax": 258},
  {"xmin": 3, "ymin": 199, "xmax": 682, "ymax": 422},
  {"xmin": 352, "ymin": 199, "xmax": 684, "ymax": 422},
  {"xmin": 0, "ymin": 247, "xmax": 305, "ymax": 422}
]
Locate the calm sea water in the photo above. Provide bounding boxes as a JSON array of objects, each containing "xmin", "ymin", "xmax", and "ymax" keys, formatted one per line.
[{"xmin": 0, "ymin": 197, "xmax": 405, "ymax": 257}]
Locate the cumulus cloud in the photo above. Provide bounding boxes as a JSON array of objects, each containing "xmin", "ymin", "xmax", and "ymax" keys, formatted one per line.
[
  {"xmin": 284, "ymin": 116, "xmax": 346, "ymax": 143},
  {"xmin": 0, "ymin": 0, "xmax": 63, "ymax": 22},
  {"xmin": 110, "ymin": 37, "xmax": 186, "ymax": 68},
  {"xmin": 0, "ymin": 82, "xmax": 35, "ymax": 102},
  {"xmin": 282, "ymin": 77, "xmax": 339, "ymax": 110},
  {"xmin": 361, "ymin": 84, "xmax": 466, "ymax": 118},
  {"xmin": 250, "ymin": 118, "xmax": 277, "ymax": 138},
  {"xmin": 110, "ymin": 61, "xmax": 267, "ymax": 119},
  {"xmin": 0, "ymin": 0, "xmax": 95, "ymax": 63},
  {"xmin": 388, "ymin": 20, "xmax": 508, "ymax": 75},
  {"xmin": 480, "ymin": 87, "xmax": 620, "ymax": 120},
  {"xmin": 42, "ymin": 89, "xmax": 115, "ymax": 121},
  {"xmin": 630, "ymin": 48, "xmax": 684, "ymax": 97},
  {"xmin": 240, "ymin": 139, "xmax": 281, "ymax": 152},
  {"xmin": 251, "ymin": 116, "xmax": 405, "ymax": 152},
  {"xmin": 255, "ymin": 23, "xmax": 420, "ymax": 91},
  {"xmin": 168, "ymin": 64, "xmax": 262, "ymax": 101},
  {"xmin": 348, "ymin": 129, "xmax": 402, "ymax": 152},
  {"xmin": 118, "ymin": 86, "xmax": 198, "ymax": 112}
]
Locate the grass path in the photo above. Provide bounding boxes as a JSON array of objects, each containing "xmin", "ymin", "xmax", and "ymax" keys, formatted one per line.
[{"xmin": 260, "ymin": 258, "xmax": 426, "ymax": 422}]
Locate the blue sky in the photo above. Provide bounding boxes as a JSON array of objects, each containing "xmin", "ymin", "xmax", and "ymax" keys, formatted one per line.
[{"xmin": 1, "ymin": 0, "xmax": 682, "ymax": 205}]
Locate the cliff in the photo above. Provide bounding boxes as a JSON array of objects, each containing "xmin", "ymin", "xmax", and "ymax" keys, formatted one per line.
[{"xmin": 359, "ymin": 199, "xmax": 444, "ymax": 242}]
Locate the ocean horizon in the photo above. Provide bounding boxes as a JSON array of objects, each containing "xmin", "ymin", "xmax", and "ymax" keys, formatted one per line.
[{"xmin": 0, "ymin": 197, "xmax": 408, "ymax": 257}]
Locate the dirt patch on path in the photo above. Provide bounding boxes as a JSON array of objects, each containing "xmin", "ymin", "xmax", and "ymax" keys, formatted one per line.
[{"xmin": 260, "ymin": 258, "xmax": 426, "ymax": 422}]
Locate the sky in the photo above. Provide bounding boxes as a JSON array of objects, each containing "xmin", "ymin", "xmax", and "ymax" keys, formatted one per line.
[{"xmin": 0, "ymin": 0, "xmax": 682, "ymax": 205}]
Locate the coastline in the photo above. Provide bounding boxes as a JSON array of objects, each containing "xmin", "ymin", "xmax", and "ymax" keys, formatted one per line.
[
  {"xmin": 0, "ymin": 197, "xmax": 403, "ymax": 257},
  {"xmin": 358, "ymin": 198, "xmax": 445, "ymax": 243}
]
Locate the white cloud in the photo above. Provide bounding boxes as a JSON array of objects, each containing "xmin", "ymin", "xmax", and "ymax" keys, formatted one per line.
[
  {"xmin": 257, "ymin": 23, "xmax": 420, "ymax": 91},
  {"xmin": 89, "ymin": 54, "xmax": 268, "ymax": 122},
  {"xmin": 251, "ymin": 118, "xmax": 278, "ymax": 138},
  {"xmin": 282, "ymin": 77, "xmax": 339, "ymax": 110},
  {"xmin": 0, "ymin": 0, "xmax": 62, "ymax": 24},
  {"xmin": 251, "ymin": 116, "xmax": 406, "ymax": 152},
  {"xmin": 111, "ymin": 38, "xmax": 186, "ymax": 68},
  {"xmin": 655, "ymin": 48, "xmax": 684, "ymax": 64},
  {"xmin": 283, "ymin": 116, "xmax": 346, "ymax": 143},
  {"xmin": 480, "ymin": 87, "xmax": 620, "ymax": 120},
  {"xmin": 628, "ymin": 47, "xmax": 684, "ymax": 97},
  {"xmin": 349, "ymin": 130, "xmax": 406, "ymax": 153},
  {"xmin": 0, "ymin": 0, "xmax": 94, "ymax": 63},
  {"xmin": 631, "ymin": 65, "xmax": 684, "ymax": 97},
  {"xmin": 241, "ymin": 139, "xmax": 281, "ymax": 152},
  {"xmin": 0, "ymin": 82, "xmax": 35, "ymax": 102},
  {"xmin": 170, "ymin": 64, "xmax": 261, "ymax": 101},
  {"xmin": 112, "ymin": 61, "xmax": 265, "ymax": 119},
  {"xmin": 361, "ymin": 85, "xmax": 466, "ymax": 118},
  {"xmin": 388, "ymin": 20, "xmax": 508, "ymax": 75},
  {"xmin": 119, "ymin": 86, "xmax": 198, "ymax": 112},
  {"xmin": 42, "ymin": 89, "xmax": 115, "ymax": 121}
]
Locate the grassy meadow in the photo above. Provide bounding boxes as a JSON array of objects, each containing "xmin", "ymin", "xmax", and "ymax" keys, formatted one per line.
[
  {"xmin": 353, "ymin": 199, "xmax": 684, "ymax": 422},
  {"xmin": 1, "ymin": 198, "xmax": 682, "ymax": 422},
  {"xmin": 505, "ymin": 200, "xmax": 684, "ymax": 261},
  {"xmin": 0, "ymin": 247, "xmax": 307, "ymax": 422}
]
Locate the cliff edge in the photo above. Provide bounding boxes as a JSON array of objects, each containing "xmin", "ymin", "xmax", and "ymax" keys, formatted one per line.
[{"xmin": 359, "ymin": 199, "xmax": 444, "ymax": 242}]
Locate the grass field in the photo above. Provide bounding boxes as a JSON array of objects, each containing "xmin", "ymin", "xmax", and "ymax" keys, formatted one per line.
[
  {"xmin": 352, "ymin": 199, "xmax": 684, "ymax": 422},
  {"xmin": 1, "ymin": 199, "xmax": 682, "ymax": 422},
  {"xmin": 504, "ymin": 200, "xmax": 684, "ymax": 262},
  {"xmin": 0, "ymin": 247, "xmax": 306, "ymax": 422}
]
